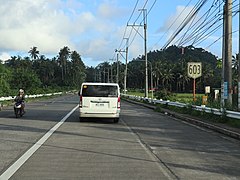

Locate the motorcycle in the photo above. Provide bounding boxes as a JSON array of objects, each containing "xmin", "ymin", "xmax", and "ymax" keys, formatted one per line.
[{"xmin": 14, "ymin": 101, "xmax": 24, "ymax": 118}]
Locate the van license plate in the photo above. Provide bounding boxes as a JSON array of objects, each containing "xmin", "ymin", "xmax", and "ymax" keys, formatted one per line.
[{"xmin": 96, "ymin": 103, "xmax": 104, "ymax": 107}]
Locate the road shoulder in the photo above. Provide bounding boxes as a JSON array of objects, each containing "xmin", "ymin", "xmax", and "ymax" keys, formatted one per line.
[{"xmin": 123, "ymin": 98, "xmax": 240, "ymax": 140}]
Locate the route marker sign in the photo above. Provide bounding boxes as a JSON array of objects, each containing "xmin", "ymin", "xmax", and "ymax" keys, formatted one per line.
[
  {"xmin": 187, "ymin": 62, "xmax": 202, "ymax": 79},
  {"xmin": 187, "ymin": 62, "xmax": 202, "ymax": 101}
]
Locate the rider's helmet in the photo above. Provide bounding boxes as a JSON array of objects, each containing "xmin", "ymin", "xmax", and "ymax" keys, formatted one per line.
[{"xmin": 19, "ymin": 89, "xmax": 24, "ymax": 94}]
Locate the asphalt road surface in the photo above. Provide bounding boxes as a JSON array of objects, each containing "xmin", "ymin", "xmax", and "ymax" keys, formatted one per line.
[{"xmin": 0, "ymin": 94, "xmax": 240, "ymax": 180}]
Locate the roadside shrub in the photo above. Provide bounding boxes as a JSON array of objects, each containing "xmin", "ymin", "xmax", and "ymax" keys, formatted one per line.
[
  {"xmin": 154, "ymin": 89, "xmax": 176, "ymax": 101},
  {"xmin": 0, "ymin": 80, "xmax": 11, "ymax": 97}
]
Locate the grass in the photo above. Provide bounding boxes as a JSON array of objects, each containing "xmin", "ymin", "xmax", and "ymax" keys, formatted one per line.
[
  {"xmin": 155, "ymin": 103, "xmax": 240, "ymax": 129},
  {"xmin": 126, "ymin": 91, "xmax": 145, "ymax": 97},
  {"xmin": 125, "ymin": 90, "xmax": 240, "ymax": 129},
  {"xmin": 126, "ymin": 91, "xmax": 204, "ymax": 103}
]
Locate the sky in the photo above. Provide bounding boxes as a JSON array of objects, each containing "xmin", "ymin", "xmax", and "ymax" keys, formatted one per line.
[{"xmin": 0, "ymin": 0, "xmax": 239, "ymax": 67}]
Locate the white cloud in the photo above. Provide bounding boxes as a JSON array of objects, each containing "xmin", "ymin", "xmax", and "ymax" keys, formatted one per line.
[
  {"xmin": 97, "ymin": 2, "xmax": 127, "ymax": 20},
  {"xmin": 0, "ymin": 0, "xmax": 150, "ymax": 67},
  {"xmin": 0, "ymin": 0, "xmax": 76, "ymax": 53},
  {"xmin": 0, "ymin": 52, "xmax": 11, "ymax": 63},
  {"xmin": 158, "ymin": 5, "xmax": 195, "ymax": 38},
  {"xmin": 0, "ymin": 0, "xmax": 132, "ymax": 66}
]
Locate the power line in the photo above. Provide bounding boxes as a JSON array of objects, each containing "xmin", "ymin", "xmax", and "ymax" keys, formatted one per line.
[
  {"xmin": 178, "ymin": 7, "xmax": 222, "ymax": 46},
  {"xmin": 125, "ymin": 0, "xmax": 156, "ymax": 49},
  {"xmin": 127, "ymin": 0, "xmax": 140, "ymax": 24},
  {"xmin": 112, "ymin": 0, "xmax": 144, "ymax": 61},
  {"xmin": 181, "ymin": 0, "xmax": 239, "ymax": 47},
  {"xmin": 117, "ymin": 0, "xmax": 140, "ymax": 51},
  {"xmin": 114, "ymin": 0, "xmax": 157, "ymax": 60},
  {"xmin": 161, "ymin": 0, "xmax": 209, "ymax": 49},
  {"xmin": 150, "ymin": 0, "xmax": 194, "ymax": 51},
  {"xmin": 161, "ymin": 0, "xmax": 239, "ymax": 51},
  {"xmin": 177, "ymin": 0, "xmax": 223, "ymax": 46},
  {"xmin": 205, "ymin": 29, "xmax": 239, "ymax": 49}
]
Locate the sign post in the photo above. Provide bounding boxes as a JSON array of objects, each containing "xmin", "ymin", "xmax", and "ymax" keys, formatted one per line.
[{"xmin": 188, "ymin": 62, "xmax": 202, "ymax": 101}]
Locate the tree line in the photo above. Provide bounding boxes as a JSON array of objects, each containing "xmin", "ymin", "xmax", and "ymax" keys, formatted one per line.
[
  {"xmin": 1, "ymin": 45, "xmax": 238, "ymax": 99},
  {"xmin": 90, "ymin": 45, "xmax": 224, "ymax": 94},
  {"xmin": 0, "ymin": 46, "xmax": 86, "ymax": 96}
]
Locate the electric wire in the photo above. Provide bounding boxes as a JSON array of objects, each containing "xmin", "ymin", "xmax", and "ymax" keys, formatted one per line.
[
  {"xmin": 177, "ymin": 0, "xmax": 222, "ymax": 46},
  {"xmin": 177, "ymin": 7, "xmax": 222, "ymax": 46},
  {"xmin": 206, "ymin": 29, "xmax": 239, "ymax": 49},
  {"xmin": 186, "ymin": 0, "xmax": 238, "ymax": 47},
  {"xmin": 161, "ymin": 0, "xmax": 209, "ymax": 49},
  {"xmin": 127, "ymin": 0, "xmax": 156, "ymax": 48},
  {"xmin": 150, "ymin": 0, "xmax": 193, "ymax": 51},
  {"xmin": 162, "ymin": 0, "xmax": 209, "ymax": 48},
  {"xmin": 117, "ymin": 0, "xmax": 140, "ymax": 52},
  {"xmin": 195, "ymin": 23, "xmax": 222, "ymax": 46},
  {"xmin": 113, "ymin": 0, "xmax": 238, "ymax": 64},
  {"xmin": 199, "ymin": 8, "xmax": 239, "ymax": 48},
  {"xmin": 173, "ymin": 0, "xmax": 239, "ymax": 49},
  {"xmin": 127, "ymin": 0, "xmax": 139, "ymax": 24},
  {"xmin": 114, "ymin": 0, "xmax": 157, "ymax": 61}
]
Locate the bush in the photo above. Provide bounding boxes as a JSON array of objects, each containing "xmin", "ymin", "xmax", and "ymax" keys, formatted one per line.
[
  {"xmin": 154, "ymin": 89, "xmax": 176, "ymax": 101},
  {"xmin": 0, "ymin": 80, "xmax": 11, "ymax": 96}
]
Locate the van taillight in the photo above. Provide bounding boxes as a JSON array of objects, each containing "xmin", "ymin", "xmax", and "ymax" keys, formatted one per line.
[
  {"xmin": 79, "ymin": 95, "xmax": 82, "ymax": 108},
  {"xmin": 117, "ymin": 97, "xmax": 120, "ymax": 108}
]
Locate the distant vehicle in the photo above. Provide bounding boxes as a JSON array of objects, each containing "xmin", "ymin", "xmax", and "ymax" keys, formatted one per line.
[
  {"xmin": 78, "ymin": 82, "xmax": 120, "ymax": 123},
  {"xmin": 14, "ymin": 102, "xmax": 24, "ymax": 118}
]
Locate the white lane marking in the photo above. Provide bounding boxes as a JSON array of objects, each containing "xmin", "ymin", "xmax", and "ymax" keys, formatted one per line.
[{"xmin": 0, "ymin": 105, "xmax": 79, "ymax": 180}]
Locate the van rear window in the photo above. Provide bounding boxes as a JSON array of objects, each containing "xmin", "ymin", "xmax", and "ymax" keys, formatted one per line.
[{"xmin": 82, "ymin": 85, "xmax": 118, "ymax": 97}]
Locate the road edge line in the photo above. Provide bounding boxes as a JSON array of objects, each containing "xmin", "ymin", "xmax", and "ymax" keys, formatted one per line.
[{"xmin": 121, "ymin": 118, "xmax": 178, "ymax": 180}]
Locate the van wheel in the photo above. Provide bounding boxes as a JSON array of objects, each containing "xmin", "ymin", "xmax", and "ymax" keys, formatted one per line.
[{"xmin": 113, "ymin": 118, "xmax": 119, "ymax": 123}]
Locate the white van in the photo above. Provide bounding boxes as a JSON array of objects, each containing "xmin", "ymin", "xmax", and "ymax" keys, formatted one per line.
[{"xmin": 78, "ymin": 82, "xmax": 120, "ymax": 123}]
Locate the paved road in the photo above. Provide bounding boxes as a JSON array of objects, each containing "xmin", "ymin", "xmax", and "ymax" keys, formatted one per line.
[
  {"xmin": 121, "ymin": 102, "xmax": 240, "ymax": 180},
  {"xmin": 0, "ymin": 94, "xmax": 240, "ymax": 180}
]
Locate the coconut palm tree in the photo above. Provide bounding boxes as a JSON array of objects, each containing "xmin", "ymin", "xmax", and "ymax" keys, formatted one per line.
[
  {"xmin": 70, "ymin": 51, "xmax": 86, "ymax": 87},
  {"xmin": 162, "ymin": 67, "xmax": 175, "ymax": 91},
  {"xmin": 28, "ymin": 46, "xmax": 39, "ymax": 60},
  {"xmin": 154, "ymin": 60, "xmax": 164, "ymax": 88},
  {"xmin": 58, "ymin": 46, "xmax": 70, "ymax": 80}
]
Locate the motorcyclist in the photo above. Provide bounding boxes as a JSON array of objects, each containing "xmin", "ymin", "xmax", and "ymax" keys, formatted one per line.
[{"xmin": 14, "ymin": 89, "xmax": 25, "ymax": 114}]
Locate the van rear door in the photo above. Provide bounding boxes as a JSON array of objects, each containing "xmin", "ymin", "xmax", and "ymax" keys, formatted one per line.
[{"xmin": 81, "ymin": 84, "xmax": 119, "ymax": 114}]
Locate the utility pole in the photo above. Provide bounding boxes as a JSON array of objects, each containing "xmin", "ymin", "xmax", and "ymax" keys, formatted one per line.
[
  {"xmin": 142, "ymin": 9, "xmax": 148, "ymax": 98},
  {"xmin": 221, "ymin": 4, "xmax": 226, "ymax": 110},
  {"xmin": 107, "ymin": 68, "xmax": 110, "ymax": 83},
  {"xmin": 223, "ymin": 0, "xmax": 233, "ymax": 106},
  {"xmin": 128, "ymin": 9, "xmax": 148, "ymax": 98},
  {"xmin": 123, "ymin": 38, "xmax": 129, "ymax": 94},
  {"xmin": 225, "ymin": 0, "xmax": 233, "ymax": 105},
  {"xmin": 116, "ymin": 52, "xmax": 119, "ymax": 84},
  {"xmin": 104, "ymin": 68, "xmax": 106, "ymax": 83},
  {"xmin": 238, "ymin": 1, "xmax": 240, "ymax": 110},
  {"xmin": 98, "ymin": 69, "xmax": 101, "ymax": 82},
  {"xmin": 149, "ymin": 61, "xmax": 153, "ymax": 100},
  {"xmin": 115, "ymin": 49, "xmax": 127, "ymax": 86},
  {"xmin": 109, "ymin": 59, "xmax": 114, "ymax": 83}
]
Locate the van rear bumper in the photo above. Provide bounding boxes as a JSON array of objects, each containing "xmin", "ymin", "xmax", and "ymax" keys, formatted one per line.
[{"xmin": 80, "ymin": 110, "xmax": 120, "ymax": 118}]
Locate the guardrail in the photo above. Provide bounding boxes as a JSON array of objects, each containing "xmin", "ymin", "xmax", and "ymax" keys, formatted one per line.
[
  {"xmin": 122, "ymin": 94, "xmax": 240, "ymax": 120},
  {"xmin": 0, "ymin": 92, "xmax": 63, "ymax": 102}
]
